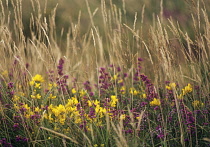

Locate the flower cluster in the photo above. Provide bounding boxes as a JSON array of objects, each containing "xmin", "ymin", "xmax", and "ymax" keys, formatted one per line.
[{"xmin": 0, "ymin": 57, "xmax": 209, "ymax": 147}]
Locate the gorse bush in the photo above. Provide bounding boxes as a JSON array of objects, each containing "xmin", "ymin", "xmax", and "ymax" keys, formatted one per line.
[{"xmin": 0, "ymin": 0, "xmax": 209, "ymax": 146}]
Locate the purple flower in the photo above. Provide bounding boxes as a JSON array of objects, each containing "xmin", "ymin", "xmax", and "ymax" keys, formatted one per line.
[
  {"xmin": 154, "ymin": 106, "xmax": 159, "ymax": 110},
  {"xmin": 13, "ymin": 123, "xmax": 20, "ymax": 131},
  {"xmin": 117, "ymin": 67, "xmax": 121, "ymax": 72},
  {"xmin": 123, "ymin": 73, "xmax": 128, "ymax": 78},
  {"xmin": 88, "ymin": 108, "xmax": 96, "ymax": 119},
  {"xmin": 138, "ymin": 57, "xmax": 143, "ymax": 61},
  {"xmin": 140, "ymin": 102, "xmax": 148, "ymax": 107},
  {"xmin": 7, "ymin": 82, "xmax": 14, "ymax": 89},
  {"xmin": 83, "ymin": 81, "xmax": 92, "ymax": 92},
  {"xmin": 125, "ymin": 129, "xmax": 133, "ymax": 134},
  {"xmin": 155, "ymin": 125, "xmax": 164, "ymax": 139},
  {"xmin": 15, "ymin": 136, "xmax": 29, "ymax": 142},
  {"xmin": 57, "ymin": 58, "xmax": 65, "ymax": 76},
  {"xmin": 0, "ymin": 138, "xmax": 12, "ymax": 147}
]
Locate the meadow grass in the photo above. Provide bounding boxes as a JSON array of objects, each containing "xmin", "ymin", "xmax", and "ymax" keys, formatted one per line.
[{"xmin": 0, "ymin": 0, "xmax": 209, "ymax": 146}]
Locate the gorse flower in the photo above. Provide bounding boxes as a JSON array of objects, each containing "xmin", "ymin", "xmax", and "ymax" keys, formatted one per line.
[
  {"xmin": 34, "ymin": 83, "xmax": 41, "ymax": 89},
  {"xmin": 48, "ymin": 94, "xmax": 56, "ymax": 99},
  {"xmin": 13, "ymin": 95, "xmax": 20, "ymax": 101},
  {"xmin": 150, "ymin": 98, "xmax": 161, "ymax": 106},
  {"xmin": 71, "ymin": 88, "xmax": 77, "ymax": 94},
  {"xmin": 166, "ymin": 82, "xmax": 176, "ymax": 90},
  {"xmin": 31, "ymin": 93, "xmax": 41, "ymax": 99},
  {"xmin": 112, "ymin": 74, "xmax": 118, "ymax": 81},
  {"xmin": 129, "ymin": 88, "xmax": 139, "ymax": 95},
  {"xmin": 192, "ymin": 100, "xmax": 204, "ymax": 108},
  {"xmin": 110, "ymin": 95, "xmax": 118, "ymax": 107},
  {"xmin": 120, "ymin": 114, "xmax": 126, "ymax": 120},
  {"xmin": 120, "ymin": 86, "xmax": 126, "ymax": 94},
  {"xmin": 142, "ymin": 93, "xmax": 147, "ymax": 98},
  {"xmin": 48, "ymin": 83, "xmax": 57, "ymax": 90},
  {"xmin": 79, "ymin": 89, "xmax": 87, "ymax": 97},
  {"xmin": 32, "ymin": 74, "xmax": 44, "ymax": 83},
  {"xmin": 182, "ymin": 83, "xmax": 193, "ymax": 95},
  {"xmin": 178, "ymin": 83, "xmax": 193, "ymax": 99}
]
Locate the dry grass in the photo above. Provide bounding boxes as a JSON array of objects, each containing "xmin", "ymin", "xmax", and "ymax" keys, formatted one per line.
[
  {"xmin": 0, "ymin": 0, "xmax": 209, "ymax": 146},
  {"xmin": 1, "ymin": 0, "xmax": 209, "ymax": 86}
]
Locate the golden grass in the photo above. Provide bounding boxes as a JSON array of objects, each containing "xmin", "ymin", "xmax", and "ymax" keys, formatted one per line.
[{"xmin": 0, "ymin": 1, "xmax": 209, "ymax": 145}]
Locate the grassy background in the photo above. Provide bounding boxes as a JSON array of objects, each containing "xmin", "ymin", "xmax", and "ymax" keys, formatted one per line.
[
  {"xmin": 17, "ymin": 0, "xmax": 209, "ymax": 37},
  {"xmin": 0, "ymin": 0, "xmax": 209, "ymax": 87}
]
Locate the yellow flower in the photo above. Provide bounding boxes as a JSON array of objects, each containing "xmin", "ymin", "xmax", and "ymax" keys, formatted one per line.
[
  {"xmin": 87, "ymin": 100, "xmax": 93, "ymax": 107},
  {"xmin": 166, "ymin": 86, "xmax": 171, "ymax": 90},
  {"xmin": 178, "ymin": 94, "xmax": 183, "ymax": 99},
  {"xmin": 48, "ymin": 104, "xmax": 54, "ymax": 110},
  {"xmin": 170, "ymin": 83, "xmax": 176, "ymax": 88},
  {"xmin": 58, "ymin": 104, "xmax": 66, "ymax": 111},
  {"xmin": 13, "ymin": 104, "xmax": 19, "ymax": 110},
  {"xmin": 166, "ymin": 82, "xmax": 176, "ymax": 90},
  {"xmin": 48, "ymin": 114, "xmax": 54, "ymax": 121},
  {"xmin": 13, "ymin": 95, "xmax": 20, "ymax": 101},
  {"xmin": 110, "ymin": 95, "xmax": 118, "ymax": 107},
  {"xmin": 136, "ymin": 116, "xmax": 140, "ymax": 120},
  {"xmin": 48, "ymin": 94, "xmax": 57, "ymax": 99},
  {"xmin": 48, "ymin": 83, "xmax": 57, "ymax": 90},
  {"xmin": 120, "ymin": 86, "xmax": 126, "ymax": 94},
  {"xmin": 79, "ymin": 89, "xmax": 87, "ymax": 97},
  {"xmin": 182, "ymin": 83, "xmax": 193, "ymax": 95},
  {"xmin": 112, "ymin": 74, "xmax": 118, "ymax": 81},
  {"xmin": 120, "ymin": 114, "xmax": 126, "ymax": 120},
  {"xmin": 129, "ymin": 88, "xmax": 139, "ymax": 95},
  {"xmin": 192, "ymin": 100, "xmax": 204, "ymax": 108},
  {"xmin": 22, "ymin": 104, "xmax": 30, "ymax": 110},
  {"xmin": 35, "ymin": 83, "xmax": 41, "ymax": 89},
  {"xmin": 66, "ymin": 97, "xmax": 79, "ymax": 108},
  {"xmin": 32, "ymin": 74, "xmax": 44, "ymax": 83},
  {"xmin": 48, "ymin": 84, "xmax": 53, "ymax": 90},
  {"xmin": 31, "ymin": 94, "xmax": 41, "ymax": 99},
  {"xmin": 74, "ymin": 117, "xmax": 82, "ymax": 124},
  {"xmin": 150, "ymin": 98, "xmax": 161, "ymax": 106},
  {"xmin": 59, "ymin": 115, "xmax": 66, "ymax": 125},
  {"xmin": 71, "ymin": 88, "xmax": 77, "ymax": 94},
  {"xmin": 95, "ymin": 105, "xmax": 106, "ymax": 118},
  {"xmin": 142, "ymin": 93, "xmax": 147, "ymax": 99},
  {"xmin": 29, "ymin": 81, "xmax": 35, "ymax": 86},
  {"xmin": 94, "ymin": 100, "xmax": 100, "ymax": 106},
  {"xmin": 111, "ymin": 95, "xmax": 117, "ymax": 101},
  {"xmin": 66, "ymin": 106, "xmax": 76, "ymax": 112},
  {"xmin": 118, "ymin": 79, "xmax": 123, "ymax": 84},
  {"xmin": 34, "ymin": 107, "xmax": 41, "ymax": 112}
]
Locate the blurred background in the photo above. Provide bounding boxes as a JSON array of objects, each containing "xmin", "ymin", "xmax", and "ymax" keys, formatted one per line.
[
  {"xmin": 4, "ymin": 0, "xmax": 205, "ymax": 41},
  {"xmin": 1, "ymin": 0, "xmax": 209, "ymax": 85}
]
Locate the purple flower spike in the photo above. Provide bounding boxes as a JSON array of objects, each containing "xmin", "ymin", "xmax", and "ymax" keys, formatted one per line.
[{"xmin": 57, "ymin": 58, "xmax": 65, "ymax": 76}]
